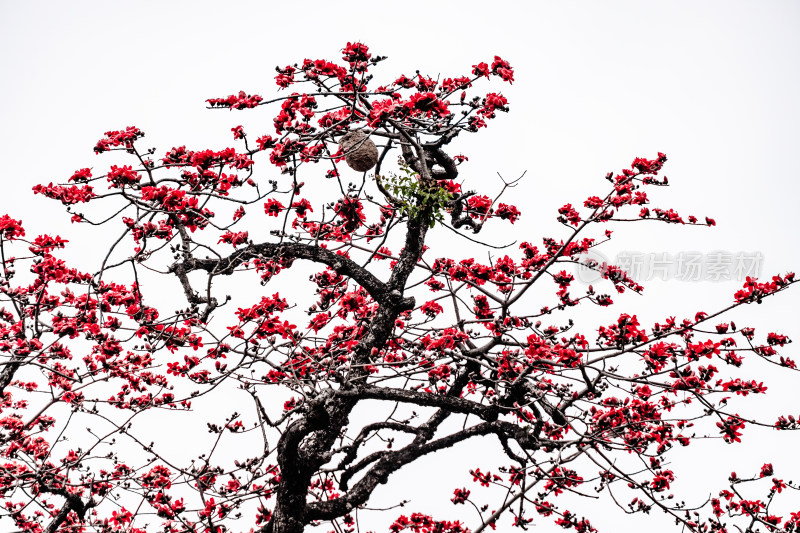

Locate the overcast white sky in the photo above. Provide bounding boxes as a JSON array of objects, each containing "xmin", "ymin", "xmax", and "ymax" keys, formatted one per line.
[{"xmin": 1, "ymin": 1, "xmax": 799, "ymax": 531}]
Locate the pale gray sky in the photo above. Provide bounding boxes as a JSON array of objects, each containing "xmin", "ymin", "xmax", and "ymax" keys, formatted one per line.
[{"xmin": 1, "ymin": 1, "xmax": 799, "ymax": 531}]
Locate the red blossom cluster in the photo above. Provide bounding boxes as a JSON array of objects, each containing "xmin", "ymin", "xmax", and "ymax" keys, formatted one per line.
[
  {"xmin": 206, "ymin": 90, "xmax": 263, "ymax": 110},
  {"xmin": 735, "ymin": 273, "xmax": 795, "ymax": 303},
  {"xmin": 32, "ymin": 182, "xmax": 96, "ymax": 205},
  {"xmin": 93, "ymin": 126, "xmax": 144, "ymax": 154}
]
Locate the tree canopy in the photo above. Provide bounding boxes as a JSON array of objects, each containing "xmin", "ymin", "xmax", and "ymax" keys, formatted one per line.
[{"xmin": 0, "ymin": 42, "xmax": 797, "ymax": 533}]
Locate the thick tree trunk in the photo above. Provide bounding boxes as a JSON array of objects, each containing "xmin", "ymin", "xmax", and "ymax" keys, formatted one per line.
[
  {"xmin": 265, "ymin": 393, "xmax": 355, "ymax": 533},
  {"xmin": 267, "ymin": 510, "xmax": 305, "ymax": 533},
  {"xmin": 263, "ymin": 206, "xmax": 430, "ymax": 533}
]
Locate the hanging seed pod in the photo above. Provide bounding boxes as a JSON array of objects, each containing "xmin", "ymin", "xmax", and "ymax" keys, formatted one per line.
[{"xmin": 339, "ymin": 131, "xmax": 378, "ymax": 172}]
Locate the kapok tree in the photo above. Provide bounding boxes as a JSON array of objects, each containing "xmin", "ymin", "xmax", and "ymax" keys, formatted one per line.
[{"xmin": 0, "ymin": 42, "xmax": 797, "ymax": 533}]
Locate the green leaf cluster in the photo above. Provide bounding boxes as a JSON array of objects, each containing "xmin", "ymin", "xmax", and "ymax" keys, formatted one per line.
[{"xmin": 380, "ymin": 163, "xmax": 453, "ymax": 228}]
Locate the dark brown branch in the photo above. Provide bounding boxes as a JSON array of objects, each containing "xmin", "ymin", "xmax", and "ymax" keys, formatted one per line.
[
  {"xmin": 42, "ymin": 488, "xmax": 94, "ymax": 533},
  {"xmin": 307, "ymin": 421, "xmax": 499, "ymax": 519},
  {"xmin": 334, "ymin": 386, "xmax": 498, "ymax": 421},
  {"xmin": 174, "ymin": 241, "xmax": 411, "ymax": 310},
  {"xmin": 307, "ymin": 419, "xmax": 539, "ymax": 521}
]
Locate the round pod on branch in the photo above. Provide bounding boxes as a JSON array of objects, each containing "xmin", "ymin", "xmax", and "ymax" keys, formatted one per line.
[{"xmin": 339, "ymin": 131, "xmax": 378, "ymax": 172}]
